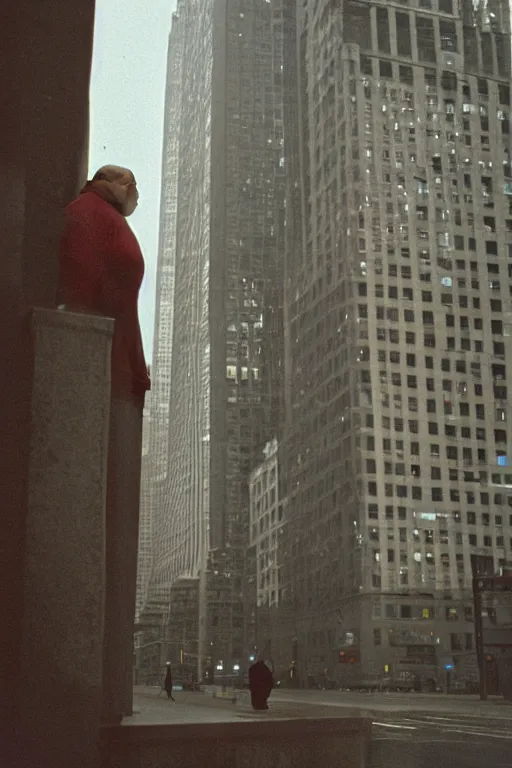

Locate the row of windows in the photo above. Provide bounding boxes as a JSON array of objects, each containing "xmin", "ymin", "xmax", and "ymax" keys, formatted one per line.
[
  {"xmin": 366, "ymin": 277, "xmax": 508, "ymax": 298},
  {"xmin": 364, "ymin": 363, "xmax": 503, "ymax": 385},
  {"xmin": 366, "ymin": 367, "xmax": 505, "ymax": 388},
  {"xmin": 373, "ymin": 628, "xmax": 473, "ymax": 652},
  {"xmin": 370, "ymin": 530, "xmax": 511, "ymax": 550},
  {"xmin": 373, "ymin": 350, "xmax": 507, "ymax": 383},
  {"xmin": 360, "ymin": 291, "xmax": 508, "ymax": 321},
  {"xmin": 368, "ymin": 317, "xmax": 503, "ymax": 339},
  {"xmin": 366, "ymin": 455, "xmax": 511, "ymax": 478},
  {"xmin": 367, "ymin": 437, "xmax": 509, "ymax": 459},
  {"xmin": 382, "ymin": 419, "xmax": 505, "ymax": 439},
  {"xmin": 366, "ymin": 409, "xmax": 500, "ymax": 434},
  {"xmin": 367, "ymin": 482, "xmax": 512, "ymax": 504},
  {"xmin": 368, "ymin": 504, "xmax": 512, "ymax": 525}
]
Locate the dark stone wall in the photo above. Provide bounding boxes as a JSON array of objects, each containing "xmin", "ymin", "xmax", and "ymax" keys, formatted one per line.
[
  {"xmin": 0, "ymin": 0, "xmax": 95, "ymax": 753},
  {"xmin": 100, "ymin": 717, "xmax": 372, "ymax": 768}
]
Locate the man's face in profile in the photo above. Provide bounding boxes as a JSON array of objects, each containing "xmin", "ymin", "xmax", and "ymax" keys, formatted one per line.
[{"xmin": 116, "ymin": 173, "xmax": 139, "ymax": 217}]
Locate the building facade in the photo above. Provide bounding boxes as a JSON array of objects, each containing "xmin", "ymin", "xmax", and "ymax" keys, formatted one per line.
[
  {"xmin": 277, "ymin": 0, "xmax": 512, "ymax": 687},
  {"xmin": 248, "ymin": 439, "xmax": 285, "ymax": 609},
  {"xmin": 135, "ymin": 393, "xmax": 153, "ymax": 624},
  {"xmin": 142, "ymin": 0, "xmax": 284, "ymax": 677},
  {"xmin": 135, "ymin": 9, "xmax": 184, "ymax": 673}
]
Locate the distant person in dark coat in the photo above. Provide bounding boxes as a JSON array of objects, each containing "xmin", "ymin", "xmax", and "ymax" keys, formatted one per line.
[
  {"xmin": 248, "ymin": 659, "xmax": 274, "ymax": 710},
  {"xmin": 164, "ymin": 664, "xmax": 175, "ymax": 701}
]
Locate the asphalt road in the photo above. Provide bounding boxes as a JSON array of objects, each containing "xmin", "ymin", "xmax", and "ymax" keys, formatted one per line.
[
  {"xmin": 271, "ymin": 690, "xmax": 512, "ymax": 766},
  {"xmin": 270, "ymin": 688, "xmax": 512, "ymax": 715},
  {"xmin": 371, "ymin": 712, "xmax": 512, "ymax": 768}
]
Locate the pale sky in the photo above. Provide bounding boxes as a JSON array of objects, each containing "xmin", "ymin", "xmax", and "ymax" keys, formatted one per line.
[{"xmin": 88, "ymin": 0, "xmax": 177, "ymax": 358}]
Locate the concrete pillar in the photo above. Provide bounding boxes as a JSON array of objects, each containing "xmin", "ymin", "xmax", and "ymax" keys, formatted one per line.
[
  {"xmin": 19, "ymin": 308, "xmax": 113, "ymax": 768},
  {"xmin": 102, "ymin": 399, "xmax": 144, "ymax": 723},
  {"xmin": 0, "ymin": 1, "xmax": 96, "ymax": 752}
]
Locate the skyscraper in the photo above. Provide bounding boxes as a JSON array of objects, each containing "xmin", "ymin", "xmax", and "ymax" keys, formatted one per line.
[
  {"xmin": 142, "ymin": 0, "xmax": 283, "ymax": 675},
  {"xmin": 277, "ymin": 0, "xmax": 512, "ymax": 687},
  {"xmin": 135, "ymin": 13, "xmax": 184, "ymax": 630}
]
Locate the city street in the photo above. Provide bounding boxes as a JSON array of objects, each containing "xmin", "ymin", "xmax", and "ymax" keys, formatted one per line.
[
  {"xmin": 132, "ymin": 687, "xmax": 512, "ymax": 766},
  {"xmin": 371, "ymin": 712, "xmax": 512, "ymax": 768},
  {"xmin": 272, "ymin": 690, "xmax": 512, "ymax": 766},
  {"xmin": 270, "ymin": 688, "xmax": 512, "ymax": 717}
]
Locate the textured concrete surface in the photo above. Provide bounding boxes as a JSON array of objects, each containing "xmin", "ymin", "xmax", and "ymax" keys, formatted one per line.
[
  {"xmin": 102, "ymin": 399, "xmax": 143, "ymax": 724},
  {"xmin": 101, "ymin": 715, "xmax": 371, "ymax": 768},
  {"xmin": 20, "ymin": 308, "xmax": 113, "ymax": 768}
]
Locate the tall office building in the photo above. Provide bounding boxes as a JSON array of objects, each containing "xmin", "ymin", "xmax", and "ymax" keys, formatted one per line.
[
  {"xmin": 135, "ymin": 13, "xmax": 183, "ymax": 673},
  {"xmin": 277, "ymin": 0, "xmax": 512, "ymax": 686},
  {"xmin": 135, "ymin": 393, "xmax": 153, "ymax": 624},
  {"xmin": 142, "ymin": 0, "xmax": 283, "ymax": 675}
]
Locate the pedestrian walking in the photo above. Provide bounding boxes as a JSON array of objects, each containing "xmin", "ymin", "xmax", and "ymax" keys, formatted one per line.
[
  {"xmin": 164, "ymin": 663, "xmax": 175, "ymax": 701},
  {"xmin": 248, "ymin": 659, "xmax": 274, "ymax": 710}
]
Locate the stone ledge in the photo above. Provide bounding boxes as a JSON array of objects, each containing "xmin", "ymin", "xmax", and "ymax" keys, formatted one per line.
[
  {"xmin": 102, "ymin": 716, "xmax": 371, "ymax": 743},
  {"xmin": 33, "ymin": 306, "xmax": 114, "ymax": 337}
]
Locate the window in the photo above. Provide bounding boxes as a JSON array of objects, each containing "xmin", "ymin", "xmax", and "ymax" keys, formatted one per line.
[
  {"xmin": 379, "ymin": 59, "xmax": 393, "ymax": 78},
  {"xmin": 373, "ymin": 628, "xmax": 382, "ymax": 646},
  {"xmin": 450, "ymin": 633, "xmax": 462, "ymax": 651},
  {"xmin": 439, "ymin": 0, "xmax": 453, "ymax": 13},
  {"xmin": 396, "ymin": 15, "xmax": 412, "ymax": 58}
]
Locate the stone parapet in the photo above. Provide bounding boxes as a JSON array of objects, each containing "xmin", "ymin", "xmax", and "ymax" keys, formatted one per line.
[
  {"xmin": 18, "ymin": 307, "xmax": 113, "ymax": 768},
  {"xmin": 101, "ymin": 717, "xmax": 372, "ymax": 768}
]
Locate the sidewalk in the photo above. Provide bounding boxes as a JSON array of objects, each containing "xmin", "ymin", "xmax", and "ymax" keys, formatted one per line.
[
  {"xmin": 132, "ymin": 685, "xmax": 512, "ymax": 724},
  {"xmin": 131, "ymin": 687, "xmax": 367, "ymax": 724}
]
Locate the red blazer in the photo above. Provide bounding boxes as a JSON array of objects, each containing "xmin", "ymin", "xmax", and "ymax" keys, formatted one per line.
[{"xmin": 58, "ymin": 188, "xmax": 151, "ymax": 401}]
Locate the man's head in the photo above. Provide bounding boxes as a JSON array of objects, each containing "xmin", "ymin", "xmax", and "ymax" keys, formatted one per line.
[{"xmin": 91, "ymin": 165, "xmax": 139, "ymax": 217}]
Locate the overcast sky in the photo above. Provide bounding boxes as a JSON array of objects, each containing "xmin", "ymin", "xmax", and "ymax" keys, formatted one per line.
[{"xmin": 88, "ymin": 0, "xmax": 177, "ymax": 357}]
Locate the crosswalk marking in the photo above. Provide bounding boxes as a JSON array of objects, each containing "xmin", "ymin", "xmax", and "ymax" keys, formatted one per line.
[
  {"xmin": 372, "ymin": 715, "xmax": 512, "ymax": 743},
  {"xmin": 373, "ymin": 721, "xmax": 417, "ymax": 730},
  {"xmin": 443, "ymin": 728, "xmax": 512, "ymax": 741}
]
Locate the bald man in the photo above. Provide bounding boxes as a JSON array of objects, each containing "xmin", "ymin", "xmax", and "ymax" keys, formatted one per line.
[{"xmin": 59, "ymin": 166, "xmax": 150, "ymax": 724}]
